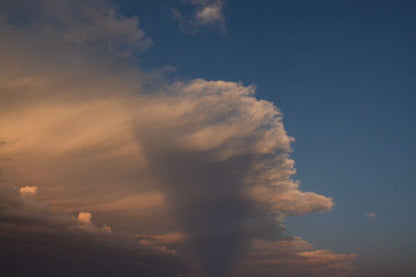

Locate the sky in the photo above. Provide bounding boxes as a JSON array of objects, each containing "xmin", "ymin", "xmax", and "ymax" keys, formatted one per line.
[{"xmin": 0, "ymin": 1, "xmax": 415, "ymax": 277}]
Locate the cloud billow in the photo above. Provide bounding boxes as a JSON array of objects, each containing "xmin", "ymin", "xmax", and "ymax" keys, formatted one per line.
[
  {"xmin": 0, "ymin": 1, "xmax": 355, "ymax": 276},
  {"xmin": 134, "ymin": 79, "xmax": 335, "ymax": 275}
]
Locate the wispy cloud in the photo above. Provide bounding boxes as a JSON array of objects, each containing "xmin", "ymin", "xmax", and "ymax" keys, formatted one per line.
[
  {"xmin": 1, "ymin": 0, "xmax": 151, "ymax": 58},
  {"xmin": 172, "ymin": 0, "xmax": 226, "ymax": 34}
]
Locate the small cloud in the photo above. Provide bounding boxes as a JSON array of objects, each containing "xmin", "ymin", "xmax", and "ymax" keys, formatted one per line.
[
  {"xmin": 19, "ymin": 186, "xmax": 38, "ymax": 196},
  {"xmin": 162, "ymin": 65, "xmax": 178, "ymax": 73},
  {"xmin": 172, "ymin": 0, "xmax": 226, "ymax": 34},
  {"xmin": 366, "ymin": 212, "xmax": 376, "ymax": 219},
  {"xmin": 76, "ymin": 211, "xmax": 92, "ymax": 224},
  {"xmin": 76, "ymin": 211, "xmax": 112, "ymax": 232},
  {"xmin": 101, "ymin": 224, "xmax": 112, "ymax": 233},
  {"xmin": 195, "ymin": 2, "xmax": 224, "ymax": 25}
]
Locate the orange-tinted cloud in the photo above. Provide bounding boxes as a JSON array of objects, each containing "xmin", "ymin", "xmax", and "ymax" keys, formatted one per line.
[
  {"xmin": 0, "ymin": 1, "xmax": 354, "ymax": 276},
  {"xmin": 233, "ymin": 237, "xmax": 357, "ymax": 277},
  {"xmin": 19, "ymin": 185, "xmax": 38, "ymax": 196}
]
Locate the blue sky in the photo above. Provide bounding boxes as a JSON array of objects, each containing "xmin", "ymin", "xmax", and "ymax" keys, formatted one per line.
[{"xmin": 124, "ymin": 0, "xmax": 416, "ymax": 274}]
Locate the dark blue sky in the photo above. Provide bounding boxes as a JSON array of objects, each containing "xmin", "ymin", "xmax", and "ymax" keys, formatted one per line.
[{"xmin": 119, "ymin": 0, "xmax": 415, "ymax": 274}]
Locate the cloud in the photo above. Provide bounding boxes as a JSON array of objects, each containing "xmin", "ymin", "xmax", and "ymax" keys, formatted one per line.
[
  {"xmin": 76, "ymin": 211, "xmax": 92, "ymax": 224},
  {"xmin": 0, "ymin": 1, "xmax": 355, "ymax": 276},
  {"xmin": 136, "ymin": 232, "xmax": 183, "ymax": 256},
  {"xmin": 233, "ymin": 237, "xmax": 357, "ymax": 277},
  {"xmin": 0, "ymin": 0, "xmax": 151, "ymax": 58},
  {"xmin": 172, "ymin": 0, "xmax": 226, "ymax": 34},
  {"xmin": 76, "ymin": 211, "xmax": 112, "ymax": 233},
  {"xmin": 366, "ymin": 212, "xmax": 376, "ymax": 218},
  {"xmin": 0, "ymin": 183, "xmax": 185, "ymax": 276},
  {"xmin": 19, "ymin": 185, "xmax": 38, "ymax": 196},
  {"xmin": 195, "ymin": 2, "xmax": 224, "ymax": 25},
  {"xmin": 162, "ymin": 65, "xmax": 178, "ymax": 73},
  {"xmin": 137, "ymin": 231, "xmax": 186, "ymax": 244},
  {"xmin": 62, "ymin": 1, "xmax": 152, "ymax": 57}
]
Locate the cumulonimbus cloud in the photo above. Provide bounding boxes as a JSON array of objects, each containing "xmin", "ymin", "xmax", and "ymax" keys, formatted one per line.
[{"xmin": 0, "ymin": 1, "xmax": 356, "ymax": 276}]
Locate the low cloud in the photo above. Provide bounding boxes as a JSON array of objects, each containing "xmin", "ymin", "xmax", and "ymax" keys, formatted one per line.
[
  {"xmin": 233, "ymin": 238, "xmax": 357, "ymax": 277},
  {"xmin": 0, "ymin": 183, "xmax": 185, "ymax": 276}
]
